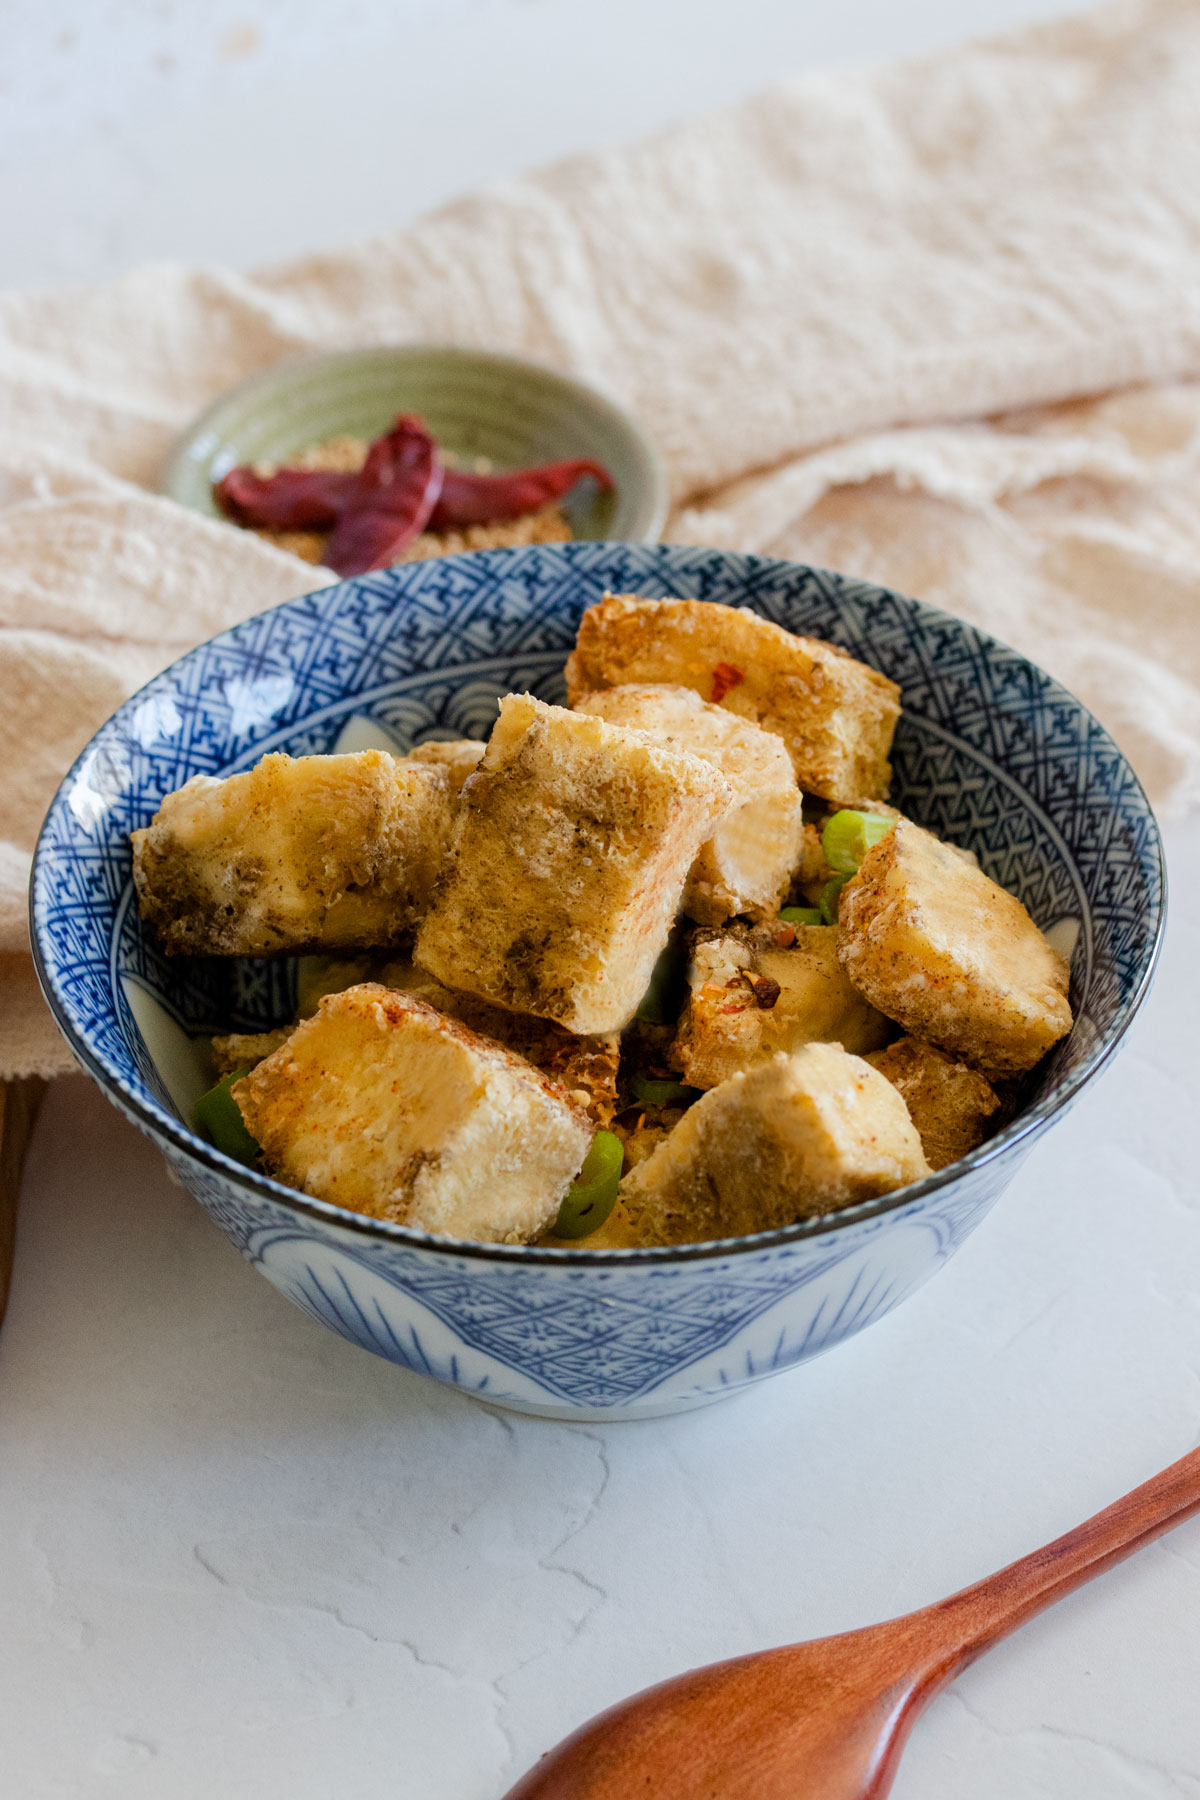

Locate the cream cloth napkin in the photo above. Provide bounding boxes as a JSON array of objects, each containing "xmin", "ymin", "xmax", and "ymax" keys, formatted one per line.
[{"xmin": 4, "ymin": 0, "xmax": 1200, "ymax": 1078}]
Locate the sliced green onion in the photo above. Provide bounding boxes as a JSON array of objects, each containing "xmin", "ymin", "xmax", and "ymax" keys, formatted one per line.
[
  {"xmin": 553, "ymin": 1130, "xmax": 624, "ymax": 1239},
  {"xmin": 820, "ymin": 875, "xmax": 849, "ymax": 926},
  {"xmin": 778, "ymin": 905, "xmax": 823, "ymax": 927},
  {"xmin": 635, "ymin": 941, "xmax": 687, "ymax": 1024},
  {"xmin": 632, "ymin": 1073, "xmax": 701, "ymax": 1109},
  {"xmin": 821, "ymin": 809, "xmax": 894, "ymax": 875},
  {"xmin": 194, "ymin": 1068, "xmax": 261, "ymax": 1166}
]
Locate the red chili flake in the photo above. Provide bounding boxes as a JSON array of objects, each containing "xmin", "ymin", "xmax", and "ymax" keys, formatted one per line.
[
  {"xmin": 710, "ymin": 662, "xmax": 745, "ymax": 704},
  {"xmin": 430, "ymin": 459, "xmax": 613, "ymax": 529},
  {"xmin": 751, "ymin": 975, "xmax": 781, "ymax": 1010},
  {"xmin": 774, "ymin": 924, "xmax": 797, "ymax": 948},
  {"xmin": 719, "ymin": 1001, "xmax": 747, "ymax": 1015}
]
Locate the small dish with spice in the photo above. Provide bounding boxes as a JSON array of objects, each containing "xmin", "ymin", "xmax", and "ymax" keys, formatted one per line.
[{"xmin": 162, "ymin": 344, "xmax": 668, "ymax": 562}]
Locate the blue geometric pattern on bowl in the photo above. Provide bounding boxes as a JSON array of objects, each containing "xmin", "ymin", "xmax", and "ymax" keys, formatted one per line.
[{"xmin": 31, "ymin": 544, "xmax": 1165, "ymax": 1418}]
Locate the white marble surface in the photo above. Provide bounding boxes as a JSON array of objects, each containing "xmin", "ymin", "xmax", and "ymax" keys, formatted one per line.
[{"xmin": 5, "ymin": 3, "xmax": 1200, "ymax": 1795}]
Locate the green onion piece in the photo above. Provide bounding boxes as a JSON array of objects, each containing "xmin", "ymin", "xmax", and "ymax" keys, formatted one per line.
[
  {"xmin": 194, "ymin": 1068, "xmax": 261, "ymax": 1166},
  {"xmin": 553, "ymin": 1130, "xmax": 625, "ymax": 1239},
  {"xmin": 820, "ymin": 875, "xmax": 849, "ymax": 926},
  {"xmin": 635, "ymin": 941, "xmax": 687, "ymax": 1024},
  {"xmin": 632, "ymin": 1073, "xmax": 701, "ymax": 1109},
  {"xmin": 778, "ymin": 905, "xmax": 823, "ymax": 926},
  {"xmin": 821, "ymin": 809, "xmax": 894, "ymax": 875}
]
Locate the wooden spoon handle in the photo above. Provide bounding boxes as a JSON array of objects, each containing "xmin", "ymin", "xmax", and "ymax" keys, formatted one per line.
[
  {"xmin": 0, "ymin": 1079, "xmax": 44, "ymax": 1330},
  {"xmin": 916, "ymin": 1443, "xmax": 1200, "ymax": 1689}
]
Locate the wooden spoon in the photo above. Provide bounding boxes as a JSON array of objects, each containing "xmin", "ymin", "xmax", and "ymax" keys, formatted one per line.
[{"xmin": 503, "ymin": 1444, "xmax": 1200, "ymax": 1800}]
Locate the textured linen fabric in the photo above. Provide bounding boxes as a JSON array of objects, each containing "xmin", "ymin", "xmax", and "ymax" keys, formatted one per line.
[{"xmin": 3, "ymin": 0, "xmax": 1199, "ymax": 1076}]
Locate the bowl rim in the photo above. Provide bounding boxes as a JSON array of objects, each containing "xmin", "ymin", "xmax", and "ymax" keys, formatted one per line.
[
  {"xmin": 159, "ymin": 341, "xmax": 671, "ymax": 543},
  {"xmin": 30, "ymin": 544, "xmax": 1168, "ymax": 1268}
]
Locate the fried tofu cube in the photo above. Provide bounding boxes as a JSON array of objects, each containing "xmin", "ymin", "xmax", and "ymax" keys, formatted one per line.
[
  {"xmin": 867, "ymin": 1037, "xmax": 1002, "ymax": 1171},
  {"xmin": 375, "ymin": 959, "xmax": 621, "ymax": 1126},
  {"xmin": 131, "ymin": 750, "xmax": 452, "ymax": 956},
  {"xmin": 565, "ymin": 593, "xmax": 901, "ymax": 801},
  {"xmin": 296, "ymin": 955, "xmax": 380, "ymax": 1017},
  {"xmin": 574, "ymin": 683, "xmax": 805, "ymax": 924},
  {"xmin": 838, "ymin": 819, "xmax": 1072, "ymax": 1075},
  {"xmin": 415, "ymin": 693, "xmax": 732, "ymax": 1034},
  {"xmin": 235, "ymin": 985, "xmax": 592, "ymax": 1243},
  {"xmin": 619, "ymin": 1043, "xmax": 930, "ymax": 1246},
  {"xmin": 672, "ymin": 923, "xmax": 890, "ymax": 1088},
  {"xmin": 210, "ymin": 1029, "xmax": 292, "ymax": 1077},
  {"xmin": 402, "ymin": 738, "xmax": 487, "ymax": 796}
]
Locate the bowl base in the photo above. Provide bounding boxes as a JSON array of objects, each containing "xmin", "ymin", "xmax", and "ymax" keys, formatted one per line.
[{"xmin": 471, "ymin": 1383, "xmax": 748, "ymax": 1424}]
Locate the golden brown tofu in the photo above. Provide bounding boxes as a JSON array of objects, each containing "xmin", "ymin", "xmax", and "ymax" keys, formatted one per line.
[
  {"xmin": 619, "ymin": 1044, "xmax": 930, "ymax": 1246},
  {"xmin": 296, "ymin": 955, "xmax": 380, "ymax": 1016},
  {"xmin": 838, "ymin": 819, "xmax": 1073, "ymax": 1075},
  {"xmin": 374, "ymin": 959, "xmax": 620, "ymax": 1126},
  {"xmin": 402, "ymin": 738, "xmax": 487, "ymax": 796},
  {"xmin": 210, "ymin": 1029, "xmax": 292, "ymax": 1077},
  {"xmin": 574, "ymin": 683, "xmax": 805, "ymax": 924},
  {"xmin": 131, "ymin": 750, "xmax": 452, "ymax": 956},
  {"xmin": 235, "ymin": 985, "xmax": 592, "ymax": 1243},
  {"xmin": 867, "ymin": 1037, "xmax": 1002, "ymax": 1171},
  {"xmin": 565, "ymin": 593, "xmax": 901, "ymax": 801},
  {"xmin": 671, "ymin": 923, "xmax": 890, "ymax": 1088},
  {"xmin": 791, "ymin": 822, "xmax": 829, "ymax": 897},
  {"xmin": 415, "ymin": 693, "xmax": 732, "ymax": 1034}
]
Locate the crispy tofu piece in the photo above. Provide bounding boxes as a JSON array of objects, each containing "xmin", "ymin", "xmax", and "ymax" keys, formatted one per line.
[
  {"xmin": 838, "ymin": 819, "xmax": 1072, "ymax": 1075},
  {"xmin": 619, "ymin": 1044, "xmax": 930, "ymax": 1246},
  {"xmin": 295, "ymin": 955, "xmax": 382, "ymax": 1017},
  {"xmin": 415, "ymin": 693, "xmax": 732, "ymax": 1034},
  {"xmin": 574, "ymin": 683, "xmax": 805, "ymax": 924},
  {"xmin": 375, "ymin": 959, "xmax": 620, "ymax": 1125},
  {"xmin": 672, "ymin": 923, "xmax": 890, "ymax": 1088},
  {"xmin": 867, "ymin": 1037, "xmax": 1001, "ymax": 1171},
  {"xmin": 565, "ymin": 593, "xmax": 901, "ymax": 801},
  {"xmin": 211, "ymin": 1029, "xmax": 292, "ymax": 1077},
  {"xmin": 791, "ymin": 822, "xmax": 828, "ymax": 896},
  {"xmin": 235, "ymin": 985, "xmax": 592, "ymax": 1243},
  {"xmin": 612, "ymin": 1114, "xmax": 677, "ymax": 1172},
  {"xmin": 402, "ymin": 738, "xmax": 487, "ymax": 796},
  {"xmin": 131, "ymin": 751, "xmax": 452, "ymax": 956}
]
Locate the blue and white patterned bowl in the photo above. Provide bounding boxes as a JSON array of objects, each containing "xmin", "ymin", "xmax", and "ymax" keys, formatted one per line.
[{"xmin": 30, "ymin": 545, "xmax": 1165, "ymax": 1420}]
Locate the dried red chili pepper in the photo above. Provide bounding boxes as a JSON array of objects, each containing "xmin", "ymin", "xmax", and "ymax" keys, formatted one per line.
[
  {"xmin": 322, "ymin": 415, "xmax": 445, "ymax": 576},
  {"xmin": 214, "ymin": 466, "xmax": 358, "ymax": 530},
  {"xmin": 429, "ymin": 458, "xmax": 613, "ymax": 529},
  {"xmin": 750, "ymin": 975, "xmax": 781, "ymax": 1010},
  {"xmin": 710, "ymin": 662, "xmax": 745, "ymax": 705},
  {"xmin": 213, "ymin": 420, "xmax": 614, "ymax": 573}
]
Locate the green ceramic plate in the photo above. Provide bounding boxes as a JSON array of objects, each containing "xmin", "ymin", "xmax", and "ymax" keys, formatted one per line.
[{"xmin": 162, "ymin": 344, "xmax": 668, "ymax": 544}]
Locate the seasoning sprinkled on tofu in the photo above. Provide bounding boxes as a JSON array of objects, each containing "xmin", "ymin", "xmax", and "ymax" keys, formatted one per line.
[{"xmin": 565, "ymin": 593, "xmax": 901, "ymax": 800}]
